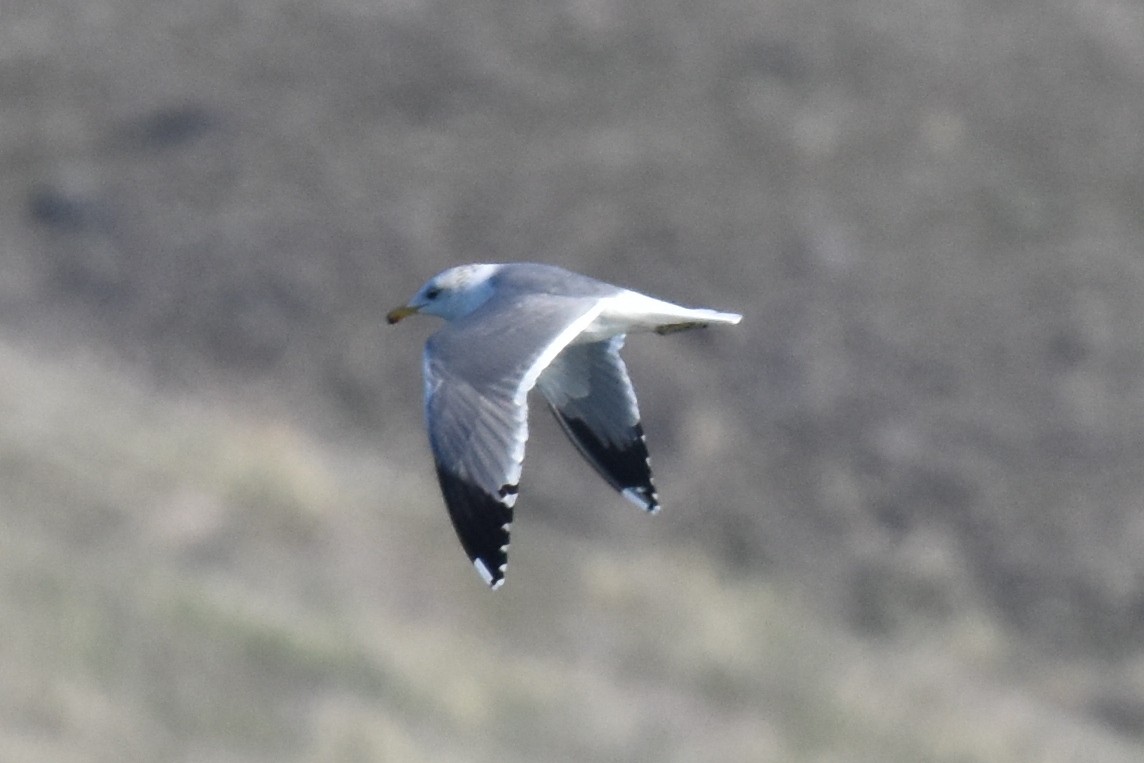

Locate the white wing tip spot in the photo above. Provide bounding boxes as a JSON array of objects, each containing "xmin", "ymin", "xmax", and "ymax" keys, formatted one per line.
[
  {"xmin": 474, "ymin": 559, "xmax": 495, "ymax": 585},
  {"xmin": 499, "ymin": 484, "xmax": 520, "ymax": 508},
  {"xmin": 474, "ymin": 558, "xmax": 508, "ymax": 589},
  {"xmin": 622, "ymin": 487, "xmax": 659, "ymax": 512}
]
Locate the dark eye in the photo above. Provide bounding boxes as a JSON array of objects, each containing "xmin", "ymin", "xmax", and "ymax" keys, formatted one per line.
[{"xmin": 425, "ymin": 287, "xmax": 442, "ymax": 300}]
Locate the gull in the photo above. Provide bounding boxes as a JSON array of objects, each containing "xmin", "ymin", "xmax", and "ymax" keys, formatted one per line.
[{"xmin": 387, "ymin": 263, "xmax": 741, "ymax": 588}]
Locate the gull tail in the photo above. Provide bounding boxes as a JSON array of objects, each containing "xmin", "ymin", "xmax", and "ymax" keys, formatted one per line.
[{"xmin": 652, "ymin": 308, "xmax": 742, "ymax": 335}]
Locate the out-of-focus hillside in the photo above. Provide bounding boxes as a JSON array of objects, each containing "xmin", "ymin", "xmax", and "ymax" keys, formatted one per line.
[
  {"xmin": 3, "ymin": 0, "xmax": 1144, "ymax": 759},
  {"xmin": 1, "ymin": 333, "xmax": 1140, "ymax": 762}
]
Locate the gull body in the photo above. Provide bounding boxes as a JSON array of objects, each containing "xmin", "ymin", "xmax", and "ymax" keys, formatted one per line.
[{"xmin": 388, "ymin": 262, "xmax": 741, "ymax": 587}]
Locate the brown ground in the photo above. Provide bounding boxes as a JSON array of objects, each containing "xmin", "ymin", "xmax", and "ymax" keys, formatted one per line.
[{"xmin": 2, "ymin": 0, "xmax": 1144, "ymax": 759}]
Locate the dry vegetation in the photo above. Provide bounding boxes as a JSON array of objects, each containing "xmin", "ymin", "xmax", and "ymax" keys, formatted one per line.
[
  {"xmin": 2, "ymin": 336, "xmax": 1140, "ymax": 762},
  {"xmin": 3, "ymin": 0, "xmax": 1144, "ymax": 759}
]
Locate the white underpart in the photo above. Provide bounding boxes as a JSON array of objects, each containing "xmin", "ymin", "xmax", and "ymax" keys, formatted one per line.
[{"xmin": 575, "ymin": 291, "xmax": 742, "ymax": 344}]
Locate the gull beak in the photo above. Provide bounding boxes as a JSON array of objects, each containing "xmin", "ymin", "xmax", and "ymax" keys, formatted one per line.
[{"xmin": 386, "ymin": 305, "xmax": 419, "ymax": 324}]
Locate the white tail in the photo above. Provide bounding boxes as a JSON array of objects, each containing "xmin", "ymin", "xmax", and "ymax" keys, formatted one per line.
[{"xmin": 581, "ymin": 291, "xmax": 742, "ymax": 342}]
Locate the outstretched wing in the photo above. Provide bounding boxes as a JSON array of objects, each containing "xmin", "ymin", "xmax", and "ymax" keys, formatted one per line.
[
  {"xmin": 423, "ymin": 294, "xmax": 605, "ymax": 588},
  {"xmin": 536, "ymin": 336, "xmax": 658, "ymax": 512}
]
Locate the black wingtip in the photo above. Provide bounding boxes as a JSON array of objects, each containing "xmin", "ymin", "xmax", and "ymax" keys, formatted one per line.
[
  {"xmin": 435, "ymin": 466, "xmax": 514, "ymax": 588},
  {"xmin": 553, "ymin": 413, "xmax": 658, "ymax": 512}
]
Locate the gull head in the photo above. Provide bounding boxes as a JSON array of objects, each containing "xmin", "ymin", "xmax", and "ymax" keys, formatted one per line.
[{"xmin": 387, "ymin": 264, "xmax": 500, "ymax": 324}]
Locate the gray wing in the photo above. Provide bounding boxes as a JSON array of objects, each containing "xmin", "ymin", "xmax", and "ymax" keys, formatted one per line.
[
  {"xmin": 423, "ymin": 293, "xmax": 606, "ymax": 588},
  {"xmin": 536, "ymin": 337, "xmax": 658, "ymax": 513}
]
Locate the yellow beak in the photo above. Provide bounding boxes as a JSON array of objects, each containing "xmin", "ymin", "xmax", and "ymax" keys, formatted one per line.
[{"xmin": 386, "ymin": 305, "xmax": 420, "ymax": 324}]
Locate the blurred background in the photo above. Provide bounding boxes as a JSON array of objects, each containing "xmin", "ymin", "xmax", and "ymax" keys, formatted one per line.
[{"xmin": 3, "ymin": 0, "xmax": 1144, "ymax": 760}]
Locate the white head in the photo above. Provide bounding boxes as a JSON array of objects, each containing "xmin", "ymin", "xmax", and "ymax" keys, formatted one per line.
[{"xmin": 387, "ymin": 264, "xmax": 501, "ymax": 324}]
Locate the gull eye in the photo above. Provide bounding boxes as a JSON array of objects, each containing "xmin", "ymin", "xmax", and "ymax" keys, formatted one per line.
[{"xmin": 425, "ymin": 286, "xmax": 442, "ymax": 300}]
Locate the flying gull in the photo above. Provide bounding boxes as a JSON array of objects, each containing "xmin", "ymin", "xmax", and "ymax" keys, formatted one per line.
[{"xmin": 387, "ymin": 263, "xmax": 741, "ymax": 587}]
